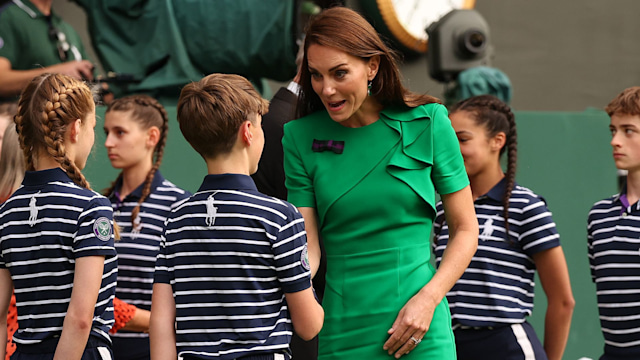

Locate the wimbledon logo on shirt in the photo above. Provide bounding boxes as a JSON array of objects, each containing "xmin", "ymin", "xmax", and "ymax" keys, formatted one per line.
[{"xmin": 93, "ymin": 217, "xmax": 112, "ymax": 241}]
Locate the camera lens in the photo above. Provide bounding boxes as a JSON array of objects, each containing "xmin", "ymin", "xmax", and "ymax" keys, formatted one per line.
[{"xmin": 459, "ymin": 29, "xmax": 487, "ymax": 56}]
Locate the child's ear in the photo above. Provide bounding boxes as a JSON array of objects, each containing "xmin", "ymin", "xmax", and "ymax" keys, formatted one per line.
[
  {"xmin": 240, "ymin": 120, "xmax": 253, "ymax": 145},
  {"xmin": 69, "ymin": 119, "xmax": 82, "ymax": 143},
  {"xmin": 146, "ymin": 126, "xmax": 160, "ymax": 148},
  {"xmin": 491, "ymin": 132, "xmax": 506, "ymax": 152}
]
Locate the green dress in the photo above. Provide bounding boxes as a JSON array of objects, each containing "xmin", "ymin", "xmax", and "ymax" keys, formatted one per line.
[{"xmin": 283, "ymin": 103, "xmax": 468, "ymax": 359}]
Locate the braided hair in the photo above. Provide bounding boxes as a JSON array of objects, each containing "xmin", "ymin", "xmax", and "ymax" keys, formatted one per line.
[
  {"xmin": 103, "ymin": 95, "xmax": 169, "ymax": 229},
  {"xmin": 450, "ymin": 94, "xmax": 517, "ymax": 238},
  {"xmin": 13, "ymin": 73, "xmax": 94, "ymax": 189}
]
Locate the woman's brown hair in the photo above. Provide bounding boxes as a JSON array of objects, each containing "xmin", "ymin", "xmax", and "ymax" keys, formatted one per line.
[
  {"xmin": 103, "ymin": 95, "xmax": 169, "ymax": 229},
  {"xmin": 14, "ymin": 73, "xmax": 94, "ymax": 189},
  {"xmin": 297, "ymin": 6, "xmax": 440, "ymax": 118}
]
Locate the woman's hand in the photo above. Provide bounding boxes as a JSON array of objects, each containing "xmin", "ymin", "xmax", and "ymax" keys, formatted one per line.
[{"xmin": 383, "ymin": 291, "xmax": 438, "ymax": 359}]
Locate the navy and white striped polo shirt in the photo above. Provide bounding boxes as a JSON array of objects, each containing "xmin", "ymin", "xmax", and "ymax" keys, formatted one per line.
[
  {"xmin": 154, "ymin": 173, "xmax": 311, "ymax": 360},
  {"xmin": 108, "ymin": 172, "xmax": 189, "ymax": 339},
  {"xmin": 433, "ymin": 179, "xmax": 560, "ymax": 328},
  {"xmin": 0, "ymin": 168, "xmax": 117, "ymax": 344},
  {"xmin": 588, "ymin": 191, "xmax": 640, "ymax": 357}
]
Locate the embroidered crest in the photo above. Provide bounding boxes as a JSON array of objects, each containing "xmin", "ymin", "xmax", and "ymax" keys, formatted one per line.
[
  {"xmin": 479, "ymin": 216, "xmax": 495, "ymax": 241},
  {"xmin": 300, "ymin": 244, "xmax": 310, "ymax": 271},
  {"xmin": 131, "ymin": 213, "xmax": 142, "ymax": 237},
  {"xmin": 93, "ymin": 217, "xmax": 113, "ymax": 241}
]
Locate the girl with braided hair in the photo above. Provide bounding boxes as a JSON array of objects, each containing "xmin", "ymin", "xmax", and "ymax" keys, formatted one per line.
[
  {"xmin": 0, "ymin": 73, "xmax": 117, "ymax": 360},
  {"xmin": 433, "ymin": 95, "xmax": 575, "ymax": 360},
  {"xmin": 102, "ymin": 95, "xmax": 190, "ymax": 360}
]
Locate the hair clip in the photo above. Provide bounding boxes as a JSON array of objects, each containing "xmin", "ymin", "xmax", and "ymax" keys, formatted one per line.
[{"xmin": 312, "ymin": 139, "xmax": 344, "ymax": 154}]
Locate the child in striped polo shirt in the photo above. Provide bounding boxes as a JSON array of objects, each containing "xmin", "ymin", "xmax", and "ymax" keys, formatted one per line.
[
  {"xmin": 588, "ymin": 86, "xmax": 640, "ymax": 360},
  {"xmin": 150, "ymin": 73, "xmax": 324, "ymax": 360},
  {"xmin": 433, "ymin": 95, "xmax": 575, "ymax": 360},
  {"xmin": 103, "ymin": 95, "xmax": 191, "ymax": 360},
  {"xmin": 0, "ymin": 73, "xmax": 117, "ymax": 359}
]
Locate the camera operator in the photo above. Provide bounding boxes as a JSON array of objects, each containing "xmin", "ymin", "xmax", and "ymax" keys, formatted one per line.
[{"xmin": 0, "ymin": 0, "xmax": 94, "ymax": 99}]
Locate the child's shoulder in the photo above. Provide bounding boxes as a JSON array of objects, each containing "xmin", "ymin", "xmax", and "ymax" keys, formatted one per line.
[
  {"xmin": 156, "ymin": 178, "xmax": 192, "ymax": 200},
  {"xmin": 588, "ymin": 194, "xmax": 620, "ymax": 220},
  {"xmin": 510, "ymin": 184, "xmax": 548, "ymax": 207}
]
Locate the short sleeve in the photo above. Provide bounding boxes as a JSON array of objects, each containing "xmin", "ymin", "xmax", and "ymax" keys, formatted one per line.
[
  {"xmin": 430, "ymin": 105, "xmax": 469, "ymax": 195},
  {"xmin": 587, "ymin": 210, "xmax": 596, "ymax": 283},
  {"xmin": 74, "ymin": 196, "xmax": 117, "ymax": 258},
  {"xmin": 518, "ymin": 197, "xmax": 561, "ymax": 257},
  {"xmin": 272, "ymin": 206, "xmax": 311, "ymax": 293},
  {"xmin": 154, "ymin": 220, "xmax": 170, "ymax": 284},
  {"xmin": 283, "ymin": 122, "xmax": 316, "ymax": 208},
  {"xmin": 0, "ymin": 12, "xmax": 19, "ymax": 63}
]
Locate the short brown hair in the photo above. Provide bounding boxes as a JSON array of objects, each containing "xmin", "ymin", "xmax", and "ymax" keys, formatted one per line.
[
  {"xmin": 177, "ymin": 73, "xmax": 268, "ymax": 159},
  {"xmin": 606, "ymin": 86, "xmax": 640, "ymax": 117}
]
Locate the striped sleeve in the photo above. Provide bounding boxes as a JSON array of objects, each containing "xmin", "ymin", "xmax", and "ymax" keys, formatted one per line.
[
  {"xmin": 154, "ymin": 220, "xmax": 170, "ymax": 285},
  {"xmin": 518, "ymin": 196, "xmax": 560, "ymax": 256},
  {"xmin": 73, "ymin": 196, "xmax": 117, "ymax": 257},
  {"xmin": 273, "ymin": 205, "xmax": 311, "ymax": 293},
  {"xmin": 587, "ymin": 209, "xmax": 596, "ymax": 283}
]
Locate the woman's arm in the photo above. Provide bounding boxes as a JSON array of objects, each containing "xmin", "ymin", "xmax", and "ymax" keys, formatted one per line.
[
  {"xmin": 149, "ymin": 283, "xmax": 177, "ymax": 360},
  {"xmin": 298, "ymin": 207, "xmax": 321, "ymax": 279},
  {"xmin": 384, "ymin": 185, "xmax": 477, "ymax": 359},
  {"xmin": 532, "ymin": 246, "xmax": 575, "ymax": 360},
  {"xmin": 0, "ymin": 269, "xmax": 13, "ymax": 360},
  {"xmin": 53, "ymin": 256, "xmax": 105, "ymax": 360}
]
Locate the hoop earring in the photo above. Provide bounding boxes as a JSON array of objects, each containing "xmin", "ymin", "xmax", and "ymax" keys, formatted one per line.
[{"xmin": 367, "ymin": 80, "xmax": 372, "ymax": 96}]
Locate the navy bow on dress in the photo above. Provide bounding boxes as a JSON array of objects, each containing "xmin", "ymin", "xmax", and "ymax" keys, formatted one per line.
[{"xmin": 312, "ymin": 139, "xmax": 344, "ymax": 154}]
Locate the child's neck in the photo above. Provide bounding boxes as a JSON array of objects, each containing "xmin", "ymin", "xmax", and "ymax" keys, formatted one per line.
[
  {"xmin": 119, "ymin": 162, "xmax": 153, "ymax": 200},
  {"xmin": 205, "ymin": 152, "xmax": 251, "ymax": 176},
  {"xmin": 625, "ymin": 170, "xmax": 640, "ymax": 205},
  {"xmin": 469, "ymin": 164, "xmax": 505, "ymax": 201}
]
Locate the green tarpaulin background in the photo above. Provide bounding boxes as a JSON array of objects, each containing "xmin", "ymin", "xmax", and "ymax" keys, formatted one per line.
[{"xmin": 73, "ymin": 0, "xmax": 298, "ymax": 100}]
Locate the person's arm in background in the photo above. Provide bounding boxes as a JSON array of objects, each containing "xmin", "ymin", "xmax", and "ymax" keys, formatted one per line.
[
  {"xmin": 298, "ymin": 207, "xmax": 320, "ymax": 278},
  {"xmin": 533, "ymin": 247, "xmax": 574, "ymax": 360},
  {"xmin": 0, "ymin": 269, "xmax": 13, "ymax": 360},
  {"xmin": 110, "ymin": 297, "xmax": 150, "ymax": 334},
  {"xmin": 0, "ymin": 57, "xmax": 93, "ymax": 97}
]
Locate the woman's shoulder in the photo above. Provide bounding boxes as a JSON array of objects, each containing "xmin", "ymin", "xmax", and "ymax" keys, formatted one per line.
[
  {"xmin": 284, "ymin": 111, "xmax": 331, "ymax": 132},
  {"xmin": 381, "ymin": 102, "xmax": 448, "ymax": 123}
]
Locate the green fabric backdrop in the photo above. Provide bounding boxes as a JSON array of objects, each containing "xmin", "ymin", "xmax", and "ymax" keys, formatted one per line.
[
  {"xmin": 73, "ymin": 0, "xmax": 297, "ymax": 99},
  {"xmin": 84, "ymin": 107, "xmax": 614, "ymax": 360}
]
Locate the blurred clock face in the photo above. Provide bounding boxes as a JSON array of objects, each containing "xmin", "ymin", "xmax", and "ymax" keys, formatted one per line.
[
  {"xmin": 372, "ymin": 0, "xmax": 475, "ymax": 53},
  {"xmin": 392, "ymin": 0, "xmax": 474, "ymax": 42}
]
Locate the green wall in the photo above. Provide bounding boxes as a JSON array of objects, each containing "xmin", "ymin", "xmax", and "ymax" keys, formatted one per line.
[
  {"xmin": 517, "ymin": 110, "xmax": 615, "ymax": 360},
  {"xmin": 84, "ymin": 107, "xmax": 615, "ymax": 359}
]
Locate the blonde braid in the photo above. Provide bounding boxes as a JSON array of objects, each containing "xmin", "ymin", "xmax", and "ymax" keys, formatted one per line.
[
  {"xmin": 13, "ymin": 113, "xmax": 35, "ymax": 171},
  {"xmin": 41, "ymin": 86, "xmax": 90, "ymax": 189}
]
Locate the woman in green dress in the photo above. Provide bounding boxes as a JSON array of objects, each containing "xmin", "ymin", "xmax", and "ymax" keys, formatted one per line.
[{"xmin": 282, "ymin": 7, "xmax": 479, "ymax": 360}]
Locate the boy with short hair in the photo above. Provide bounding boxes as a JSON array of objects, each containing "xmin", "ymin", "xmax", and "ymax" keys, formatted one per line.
[
  {"xmin": 149, "ymin": 73, "xmax": 324, "ymax": 360},
  {"xmin": 588, "ymin": 86, "xmax": 640, "ymax": 360}
]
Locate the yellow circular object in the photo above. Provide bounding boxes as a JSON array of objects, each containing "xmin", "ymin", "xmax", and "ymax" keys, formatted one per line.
[{"xmin": 374, "ymin": 0, "xmax": 476, "ymax": 53}]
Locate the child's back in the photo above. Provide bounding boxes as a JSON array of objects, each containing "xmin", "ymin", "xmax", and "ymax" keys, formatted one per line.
[
  {"xmin": 0, "ymin": 168, "xmax": 117, "ymax": 344},
  {"xmin": 150, "ymin": 73, "xmax": 323, "ymax": 360},
  {"xmin": 156, "ymin": 173, "xmax": 310, "ymax": 358}
]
